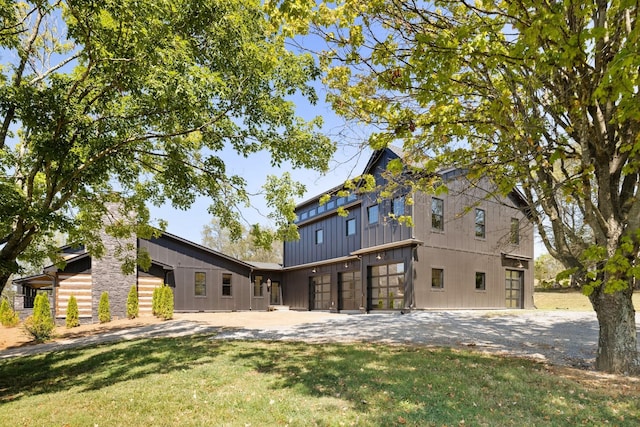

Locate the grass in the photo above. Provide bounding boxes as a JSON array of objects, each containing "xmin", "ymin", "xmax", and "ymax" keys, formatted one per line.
[
  {"xmin": 1, "ymin": 335, "xmax": 638, "ymax": 426},
  {"xmin": 534, "ymin": 289, "xmax": 640, "ymax": 311}
]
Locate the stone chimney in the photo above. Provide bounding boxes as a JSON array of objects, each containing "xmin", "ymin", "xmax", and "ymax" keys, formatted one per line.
[{"xmin": 91, "ymin": 202, "xmax": 136, "ymax": 322}]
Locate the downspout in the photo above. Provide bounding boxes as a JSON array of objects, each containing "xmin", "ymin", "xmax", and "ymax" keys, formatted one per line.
[
  {"xmin": 410, "ymin": 189, "xmax": 416, "ymax": 310},
  {"xmin": 249, "ymin": 267, "xmax": 253, "ymax": 311}
]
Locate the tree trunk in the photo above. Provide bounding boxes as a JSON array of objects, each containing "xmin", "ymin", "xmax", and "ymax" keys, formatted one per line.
[
  {"xmin": 0, "ymin": 271, "xmax": 12, "ymax": 296},
  {"xmin": 590, "ymin": 284, "xmax": 639, "ymax": 374}
]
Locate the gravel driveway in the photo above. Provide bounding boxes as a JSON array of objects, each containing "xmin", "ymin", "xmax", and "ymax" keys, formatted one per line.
[
  {"xmin": 213, "ymin": 310, "xmax": 608, "ymax": 369},
  {"xmin": 3, "ymin": 310, "xmax": 639, "ymax": 370}
]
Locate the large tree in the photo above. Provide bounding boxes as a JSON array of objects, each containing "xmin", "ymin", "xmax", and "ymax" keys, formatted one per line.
[
  {"xmin": 272, "ymin": 0, "xmax": 640, "ymax": 373},
  {"xmin": 0, "ymin": 0, "xmax": 333, "ymax": 291}
]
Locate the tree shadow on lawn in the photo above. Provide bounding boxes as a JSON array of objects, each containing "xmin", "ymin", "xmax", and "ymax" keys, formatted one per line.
[
  {"xmin": 0, "ymin": 333, "xmax": 224, "ymax": 403},
  {"xmin": 229, "ymin": 341, "xmax": 640, "ymax": 426}
]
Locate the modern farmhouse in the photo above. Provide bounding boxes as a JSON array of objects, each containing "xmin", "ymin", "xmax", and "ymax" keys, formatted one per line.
[
  {"xmin": 281, "ymin": 147, "xmax": 534, "ymax": 311},
  {"xmin": 14, "ymin": 147, "xmax": 534, "ymax": 321}
]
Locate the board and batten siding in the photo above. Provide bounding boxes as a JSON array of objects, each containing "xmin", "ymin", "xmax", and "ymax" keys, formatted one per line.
[
  {"xmin": 360, "ymin": 195, "xmax": 413, "ymax": 250},
  {"xmin": 411, "ymin": 177, "xmax": 534, "ymax": 309},
  {"xmin": 139, "ymin": 234, "xmax": 253, "ymax": 311},
  {"xmin": 284, "ymin": 206, "xmax": 362, "ymax": 267},
  {"xmin": 55, "ymin": 273, "xmax": 92, "ymax": 318}
]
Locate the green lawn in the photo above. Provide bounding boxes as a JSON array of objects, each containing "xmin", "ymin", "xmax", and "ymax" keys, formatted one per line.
[
  {"xmin": 535, "ymin": 289, "xmax": 640, "ymax": 311},
  {"xmin": 1, "ymin": 335, "xmax": 638, "ymax": 426}
]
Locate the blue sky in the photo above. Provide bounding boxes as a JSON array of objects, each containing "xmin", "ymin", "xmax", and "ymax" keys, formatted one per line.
[{"xmin": 147, "ymin": 88, "xmax": 373, "ymax": 244}]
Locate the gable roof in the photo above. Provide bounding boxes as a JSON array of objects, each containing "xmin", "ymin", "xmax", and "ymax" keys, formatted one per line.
[{"xmin": 148, "ymin": 229, "xmax": 258, "ymax": 270}]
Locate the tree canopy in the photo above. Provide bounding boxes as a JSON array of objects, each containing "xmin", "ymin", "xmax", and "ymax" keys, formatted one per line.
[
  {"xmin": 269, "ymin": 0, "xmax": 640, "ymax": 373},
  {"xmin": 0, "ymin": 0, "xmax": 333, "ymax": 290}
]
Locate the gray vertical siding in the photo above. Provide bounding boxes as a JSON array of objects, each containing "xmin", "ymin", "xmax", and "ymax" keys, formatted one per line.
[
  {"xmin": 284, "ymin": 205, "xmax": 362, "ymax": 267},
  {"xmin": 139, "ymin": 234, "xmax": 258, "ymax": 312},
  {"xmin": 412, "ymin": 176, "xmax": 535, "ymax": 309}
]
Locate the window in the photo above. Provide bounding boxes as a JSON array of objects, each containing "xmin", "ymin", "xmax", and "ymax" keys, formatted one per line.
[
  {"xmin": 337, "ymin": 197, "xmax": 346, "ymax": 206},
  {"xmin": 431, "ymin": 198, "xmax": 444, "ymax": 231},
  {"xmin": 475, "ymin": 272, "xmax": 486, "ymax": 290},
  {"xmin": 393, "ymin": 196, "xmax": 405, "ymax": 216},
  {"xmin": 195, "ymin": 272, "xmax": 206, "ymax": 296},
  {"xmin": 475, "ymin": 208, "xmax": 486, "ymax": 238},
  {"xmin": 432, "ymin": 268, "xmax": 444, "ymax": 289},
  {"xmin": 510, "ymin": 218, "xmax": 520, "ymax": 244},
  {"xmin": 368, "ymin": 204, "xmax": 379, "ymax": 224},
  {"xmin": 346, "ymin": 218, "xmax": 356, "ymax": 236},
  {"xmin": 326, "ymin": 200, "xmax": 336, "ymax": 210},
  {"xmin": 300, "ymin": 211, "xmax": 308, "ymax": 221},
  {"xmin": 317, "ymin": 204, "xmax": 326, "ymax": 214},
  {"xmin": 315, "ymin": 229, "xmax": 324, "ymax": 244},
  {"xmin": 309, "ymin": 208, "xmax": 317, "ymax": 217},
  {"xmin": 253, "ymin": 275, "xmax": 263, "ymax": 297},
  {"xmin": 222, "ymin": 273, "xmax": 232, "ymax": 296}
]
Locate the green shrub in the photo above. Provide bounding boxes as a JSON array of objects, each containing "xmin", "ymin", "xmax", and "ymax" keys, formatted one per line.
[
  {"xmin": 158, "ymin": 285, "xmax": 174, "ymax": 320},
  {"xmin": 23, "ymin": 293, "xmax": 55, "ymax": 342},
  {"xmin": 127, "ymin": 285, "xmax": 139, "ymax": 319},
  {"xmin": 98, "ymin": 292, "xmax": 111, "ymax": 323},
  {"xmin": 152, "ymin": 286, "xmax": 161, "ymax": 316},
  {"xmin": 0, "ymin": 297, "xmax": 19, "ymax": 327},
  {"xmin": 66, "ymin": 295, "xmax": 80, "ymax": 328}
]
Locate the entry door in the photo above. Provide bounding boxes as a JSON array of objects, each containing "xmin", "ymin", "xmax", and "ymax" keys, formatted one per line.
[
  {"xmin": 338, "ymin": 271, "xmax": 361, "ymax": 311},
  {"xmin": 505, "ymin": 270, "xmax": 523, "ymax": 308},
  {"xmin": 270, "ymin": 281, "xmax": 281, "ymax": 305}
]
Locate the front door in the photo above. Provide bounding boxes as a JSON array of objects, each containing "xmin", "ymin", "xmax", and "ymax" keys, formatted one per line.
[
  {"xmin": 270, "ymin": 281, "xmax": 281, "ymax": 305},
  {"xmin": 338, "ymin": 271, "xmax": 362, "ymax": 311},
  {"xmin": 505, "ymin": 270, "xmax": 523, "ymax": 308}
]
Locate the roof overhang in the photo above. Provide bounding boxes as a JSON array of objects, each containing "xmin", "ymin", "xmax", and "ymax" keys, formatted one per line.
[
  {"xmin": 12, "ymin": 273, "xmax": 55, "ymax": 288},
  {"xmin": 151, "ymin": 259, "xmax": 175, "ymax": 270},
  {"xmin": 350, "ymin": 238, "xmax": 424, "ymax": 257},
  {"xmin": 283, "ymin": 255, "xmax": 360, "ymax": 272},
  {"xmin": 43, "ymin": 252, "xmax": 90, "ymax": 273},
  {"xmin": 501, "ymin": 252, "xmax": 532, "ymax": 261}
]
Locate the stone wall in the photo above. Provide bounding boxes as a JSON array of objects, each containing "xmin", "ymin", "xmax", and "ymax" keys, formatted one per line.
[{"xmin": 91, "ymin": 203, "xmax": 136, "ymax": 322}]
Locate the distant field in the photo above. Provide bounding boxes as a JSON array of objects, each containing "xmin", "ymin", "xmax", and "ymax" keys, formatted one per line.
[{"xmin": 534, "ymin": 289, "xmax": 640, "ymax": 311}]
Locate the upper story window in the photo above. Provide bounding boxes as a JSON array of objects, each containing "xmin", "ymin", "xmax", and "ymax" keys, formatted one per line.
[
  {"xmin": 346, "ymin": 218, "xmax": 356, "ymax": 236},
  {"xmin": 367, "ymin": 204, "xmax": 379, "ymax": 224},
  {"xmin": 510, "ymin": 218, "xmax": 520, "ymax": 244},
  {"xmin": 326, "ymin": 200, "xmax": 336, "ymax": 210},
  {"xmin": 475, "ymin": 208, "xmax": 486, "ymax": 238},
  {"xmin": 195, "ymin": 272, "xmax": 206, "ymax": 296},
  {"xmin": 393, "ymin": 196, "xmax": 405, "ymax": 216},
  {"xmin": 222, "ymin": 273, "xmax": 232, "ymax": 296},
  {"xmin": 431, "ymin": 198, "xmax": 444, "ymax": 231},
  {"xmin": 315, "ymin": 229, "xmax": 324, "ymax": 244},
  {"xmin": 299, "ymin": 211, "xmax": 308, "ymax": 221}
]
